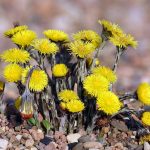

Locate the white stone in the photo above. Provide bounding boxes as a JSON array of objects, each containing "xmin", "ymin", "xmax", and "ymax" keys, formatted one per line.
[
  {"xmin": 0, "ymin": 139, "xmax": 8, "ymax": 150},
  {"xmin": 144, "ymin": 142, "xmax": 150, "ymax": 150},
  {"xmin": 67, "ymin": 133, "xmax": 81, "ymax": 143},
  {"xmin": 16, "ymin": 134, "xmax": 22, "ymax": 141}
]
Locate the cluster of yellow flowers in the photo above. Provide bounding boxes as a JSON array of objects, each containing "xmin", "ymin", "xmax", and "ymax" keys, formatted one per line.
[
  {"xmin": 99, "ymin": 20, "xmax": 138, "ymax": 49},
  {"xmin": 58, "ymin": 90, "xmax": 84, "ymax": 112},
  {"xmin": 1, "ymin": 20, "xmax": 138, "ymax": 116},
  {"xmin": 83, "ymin": 66, "xmax": 121, "ymax": 115}
]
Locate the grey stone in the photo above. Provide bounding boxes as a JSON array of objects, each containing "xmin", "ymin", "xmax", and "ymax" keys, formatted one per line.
[
  {"xmin": 72, "ymin": 143, "xmax": 84, "ymax": 150},
  {"xmin": 0, "ymin": 138, "xmax": 8, "ymax": 150},
  {"xmin": 78, "ymin": 135, "xmax": 92, "ymax": 143}
]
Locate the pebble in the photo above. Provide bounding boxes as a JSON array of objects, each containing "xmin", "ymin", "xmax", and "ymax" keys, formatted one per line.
[
  {"xmin": 25, "ymin": 138, "xmax": 34, "ymax": 147},
  {"xmin": 144, "ymin": 142, "xmax": 150, "ymax": 150},
  {"xmin": 78, "ymin": 135, "xmax": 92, "ymax": 143},
  {"xmin": 83, "ymin": 141, "xmax": 103, "ymax": 149},
  {"xmin": 72, "ymin": 143, "xmax": 84, "ymax": 150},
  {"xmin": 45, "ymin": 142, "xmax": 57, "ymax": 150},
  {"xmin": 67, "ymin": 133, "xmax": 81, "ymax": 143},
  {"xmin": 16, "ymin": 134, "xmax": 22, "ymax": 141},
  {"xmin": 0, "ymin": 138, "xmax": 8, "ymax": 150}
]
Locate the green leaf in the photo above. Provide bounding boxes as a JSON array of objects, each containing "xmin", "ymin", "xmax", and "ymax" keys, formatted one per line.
[
  {"xmin": 42, "ymin": 120, "xmax": 51, "ymax": 131},
  {"xmin": 27, "ymin": 118, "xmax": 36, "ymax": 126}
]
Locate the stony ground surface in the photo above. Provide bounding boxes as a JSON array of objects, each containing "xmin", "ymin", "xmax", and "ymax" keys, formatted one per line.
[{"xmin": 0, "ymin": 112, "xmax": 149, "ymax": 150}]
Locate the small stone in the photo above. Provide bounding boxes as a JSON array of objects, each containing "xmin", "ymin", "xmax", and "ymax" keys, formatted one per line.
[
  {"xmin": 16, "ymin": 134, "xmax": 22, "ymax": 141},
  {"xmin": 25, "ymin": 139, "xmax": 34, "ymax": 147},
  {"xmin": 144, "ymin": 142, "xmax": 150, "ymax": 150},
  {"xmin": 111, "ymin": 119, "xmax": 128, "ymax": 132},
  {"xmin": 114, "ymin": 143, "xmax": 124, "ymax": 149},
  {"xmin": 45, "ymin": 142, "xmax": 57, "ymax": 150},
  {"xmin": 78, "ymin": 135, "xmax": 92, "ymax": 143},
  {"xmin": 10, "ymin": 135, "xmax": 17, "ymax": 143},
  {"xmin": 0, "ymin": 138, "xmax": 8, "ymax": 150},
  {"xmin": 67, "ymin": 133, "xmax": 81, "ymax": 143},
  {"xmin": 72, "ymin": 143, "xmax": 84, "ymax": 150},
  {"xmin": 31, "ymin": 147, "xmax": 38, "ymax": 150},
  {"xmin": 83, "ymin": 142, "xmax": 103, "ymax": 149},
  {"xmin": 15, "ymin": 126, "xmax": 21, "ymax": 132},
  {"xmin": 101, "ymin": 126, "xmax": 110, "ymax": 134}
]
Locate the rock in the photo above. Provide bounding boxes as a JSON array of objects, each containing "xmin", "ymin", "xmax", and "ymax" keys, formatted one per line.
[
  {"xmin": 16, "ymin": 134, "xmax": 22, "ymax": 141},
  {"xmin": 0, "ymin": 138, "xmax": 8, "ymax": 150},
  {"xmin": 31, "ymin": 147, "xmax": 38, "ymax": 150},
  {"xmin": 136, "ymin": 145, "xmax": 144, "ymax": 150},
  {"xmin": 114, "ymin": 143, "xmax": 124, "ymax": 149},
  {"xmin": 72, "ymin": 143, "xmax": 84, "ymax": 150},
  {"xmin": 111, "ymin": 119, "xmax": 128, "ymax": 132},
  {"xmin": 15, "ymin": 126, "xmax": 21, "ymax": 132},
  {"xmin": 101, "ymin": 126, "xmax": 110, "ymax": 134},
  {"xmin": 40, "ymin": 135, "xmax": 53, "ymax": 145},
  {"xmin": 25, "ymin": 138, "xmax": 34, "ymax": 147},
  {"xmin": 67, "ymin": 133, "xmax": 81, "ymax": 143},
  {"xmin": 144, "ymin": 142, "xmax": 150, "ymax": 150},
  {"xmin": 78, "ymin": 135, "xmax": 92, "ymax": 143},
  {"xmin": 31, "ymin": 129, "xmax": 44, "ymax": 141},
  {"xmin": 83, "ymin": 142, "xmax": 103, "ymax": 149},
  {"xmin": 45, "ymin": 142, "xmax": 57, "ymax": 150}
]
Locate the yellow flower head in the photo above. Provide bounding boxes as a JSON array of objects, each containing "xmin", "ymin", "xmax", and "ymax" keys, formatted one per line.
[
  {"xmin": 97, "ymin": 91, "xmax": 122, "ymax": 114},
  {"xmin": 3, "ymin": 64, "xmax": 23, "ymax": 82},
  {"xmin": 43, "ymin": 29, "xmax": 69, "ymax": 42},
  {"xmin": 140, "ymin": 134, "xmax": 150, "ymax": 144},
  {"xmin": 99, "ymin": 20, "xmax": 123, "ymax": 37},
  {"xmin": 1, "ymin": 48, "xmax": 30, "ymax": 64},
  {"xmin": 58, "ymin": 90, "xmax": 79, "ymax": 102},
  {"xmin": 12, "ymin": 30, "xmax": 37, "ymax": 47},
  {"xmin": 31, "ymin": 39, "xmax": 59, "ymax": 55},
  {"xmin": 92, "ymin": 66, "xmax": 117, "ymax": 83},
  {"xmin": 137, "ymin": 83, "xmax": 150, "ymax": 105},
  {"xmin": 22, "ymin": 67, "xmax": 48, "ymax": 92},
  {"xmin": 83, "ymin": 74, "xmax": 109, "ymax": 97},
  {"xmin": 52, "ymin": 64, "xmax": 68, "ymax": 77},
  {"xmin": 66, "ymin": 99, "xmax": 85, "ymax": 113},
  {"xmin": 4, "ymin": 25, "xmax": 28, "ymax": 37},
  {"xmin": 73, "ymin": 30, "xmax": 102, "ymax": 48},
  {"xmin": 109, "ymin": 33, "xmax": 138, "ymax": 49},
  {"xmin": 141, "ymin": 112, "xmax": 150, "ymax": 126},
  {"xmin": 69, "ymin": 41, "xmax": 96, "ymax": 58}
]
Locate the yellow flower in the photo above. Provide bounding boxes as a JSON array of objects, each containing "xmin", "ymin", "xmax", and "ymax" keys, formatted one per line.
[
  {"xmin": 99, "ymin": 20, "xmax": 123, "ymax": 37},
  {"xmin": 1, "ymin": 48, "xmax": 30, "ymax": 64},
  {"xmin": 58, "ymin": 90, "xmax": 79, "ymax": 102},
  {"xmin": 22, "ymin": 67, "xmax": 48, "ymax": 92},
  {"xmin": 97, "ymin": 91, "xmax": 122, "ymax": 114},
  {"xmin": 73, "ymin": 30, "xmax": 102, "ymax": 48},
  {"xmin": 109, "ymin": 33, "xmax": 138, "ymax": 49},
  {"xmin": 69, "ymin": 41, "xmax": 96, "ymax": 58},
  {"xmin": 92, "ymin": 66, "xmax": 117, "ymax": 83},
  {"xmin": 31, "ymin": 39, "xmax": 59, "ymax": 55},
  {"xmin": 66, "ymin": 99, "xmax": 85, "ymax": 113},
  {"xmin": 12, "ymin": 30, "xmax": 37, "ymax": 47},
  {"xmin": 4, "ymin": 25, "xmax": 28, "ymax": 37},
  {"xmin": 137, "ymin": 83, "xmax": 150, "ymax": 105},
  {"xmin": 140, "ymin": 134, "xmax": 150, "ymax": 144},
  {"xmin": 3, "ymin": 64, "xmax": 23, "ymax": 82},
  {"xmin": 52, "ymin": 64, "xmax": 68, "ymax": 77},
  {"xmin": 43, "ymin": 29, "xmax": 69, "ymax": 42},
  {"xmin": 141, "ymin": 112, "xmax": 150, "ymax": 126},
  {"xmin": 83, "ymin": 74, "xmax": 109, "ymax": 97}
]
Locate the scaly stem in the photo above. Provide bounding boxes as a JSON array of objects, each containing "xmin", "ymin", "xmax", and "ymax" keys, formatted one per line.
[
  {"xmin": 112, "ymin": 47, "xmax": 123, "ymax": 72},
  {"xmin": 90, "ymin": 40, "xmax": 106, "ymax": 71}
]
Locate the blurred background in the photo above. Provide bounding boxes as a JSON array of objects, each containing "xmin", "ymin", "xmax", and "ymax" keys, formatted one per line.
[{"xmin": 0, "ymin": 0, "xmax": 150, "ymax": 94}]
